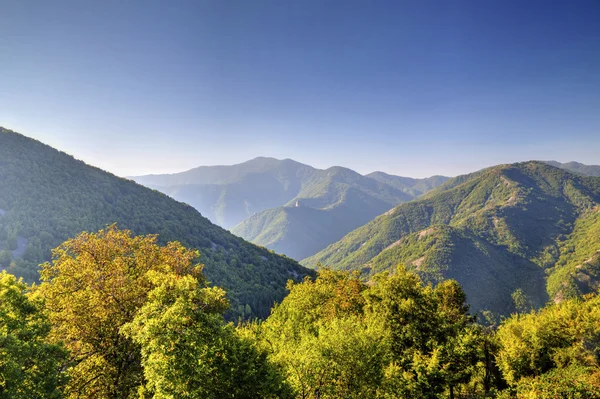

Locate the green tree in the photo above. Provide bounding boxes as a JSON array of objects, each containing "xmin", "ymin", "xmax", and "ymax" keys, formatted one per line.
[
  {"xmin": 0, "ymin": 271, "xmax": 67, "ymax": 398},
  {"xmin": 122, "ymin": 270, "xmax": 291, "ymax": 399},
  {"xmin": 0, "ymin": 249, "xmax": 11, "ymax": 268},
  {"xmin": 511, "ymin": 289, "xmax": 533, "ymax": 314},
  {"xmin": 7, "ymin": 230, "xmax": 18, "ymax": 251},
  {"xmin": 256, "ymin": 270, "xmax": 386, "ymax": 398},
  {"xmin": 496, "ymin": 292, "xmax": 600, "ymax": 395},
  {"xmin": 508, "ymin": 365, "xmax": 600, "ymax": 399},
  {"xmin": 366, "ymin": 267, "xmax": 481, "ymax": 399},
  {"xmin": 37, "ymin": 225, "xmax": 204, "ymax": 399},
  {"xmin": 256, "ymin": 267, "xmax": 483, "ymax": 398}
]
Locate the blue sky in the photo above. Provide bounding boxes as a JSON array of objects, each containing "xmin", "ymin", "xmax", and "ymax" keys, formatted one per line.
[{"xmin": 1, "ymin": 0, "xmax": 599, "ymax": 177}]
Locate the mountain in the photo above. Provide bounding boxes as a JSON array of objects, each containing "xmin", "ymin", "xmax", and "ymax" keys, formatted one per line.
[
  {"xmin": 0, "ymin": 127, "xmax": 311, "ymax": 318},
  {"xmin": 545, "ymin": 160, "xmax": 600, "ymax": 177},
  {"xmin": 132, "ymin": 157, "xmax": 318, "ymax": 228},
  {"xmin": 303, "ymin": 161, "xmax": 600, "ymax": 315},
  {"xmin": 231, "ymin": 166, "xmax": 417, "ymax": 260},
  {"xmin": 133, "ymin": 159, "xmax": 448, "ymax": 260},
  {"xmin": 366, "ymin": 172, "xmax": 450, "ymax": 197}
]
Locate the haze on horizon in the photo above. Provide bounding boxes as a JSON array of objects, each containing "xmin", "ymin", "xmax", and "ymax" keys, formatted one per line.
[{"xmin": 1, "ymin": 0, "xmax": 599, "ymax": 178}]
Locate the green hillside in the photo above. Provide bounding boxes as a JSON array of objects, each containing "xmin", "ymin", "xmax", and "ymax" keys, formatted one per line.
[
  {"xmin": 0, "ymin": 127, "xmax": 311, "ymax": 318},
  {"xmin": 231, "ymin": 168, "xmax": 416, "ymax": 260},
  {"xmin": 304, "ymin": 161, "xmax": 600, "ymax": 315},
  {"xmin": 365, "ymin": 225, "xmax": 548, "ymax": 315}
]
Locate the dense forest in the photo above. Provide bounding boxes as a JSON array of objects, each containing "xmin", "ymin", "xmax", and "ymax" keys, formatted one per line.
[
  {"xmin": 0, "ymin": 127, "xmax": 311, "ymax": 319},
  {"xmin": 2, "ymin": 226, "xmax": 599, "ymax": 398},
  {"xmin": 304, "ymin": 162, "xmax": 600, "ymax": 317}
]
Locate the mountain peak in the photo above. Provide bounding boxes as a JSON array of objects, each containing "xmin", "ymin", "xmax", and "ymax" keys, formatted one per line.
[{"xmin": 303, "ymin": 160, "xmax": 600, "ymax": 315}]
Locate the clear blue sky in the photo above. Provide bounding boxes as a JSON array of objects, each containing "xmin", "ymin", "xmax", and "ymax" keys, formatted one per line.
[{"xmin": 1, "ymin": 0, "xmax": 599, "ymax": 177}]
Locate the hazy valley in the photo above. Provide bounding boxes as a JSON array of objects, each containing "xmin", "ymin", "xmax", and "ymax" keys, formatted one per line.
[{"xmin": 132, "ymin": 159, "xmax": 449, "ymax": 260}]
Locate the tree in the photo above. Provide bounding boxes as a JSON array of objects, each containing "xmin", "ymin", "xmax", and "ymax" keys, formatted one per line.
[
  {"xmin": 365, "ymin": 266, "xmax": 481, "ymax": 399},
  {"xmin": 122, "ymin": 270, "xmax": 291, "ymax": 399},
  {"xmin": 496, "ymin": 292, "xmax": 600, "ymax": 391},
  {"xmin": 37, "ymin": 225, "xmax": 204, "ymax": 399},
  {"xmin": 0, "ymin": 249, "xmax": 11, "ymax": 268},
  {"xmin": 511, "ymin": 289, "xmax": 533, "ymax": 314},
  {"xmin": 508, "ymin": 365, "xmax": 600, "ymax": 399},
  {"xmin": 0, "ymin": 271, "xmax": 67, "ymax": 398},
  {"xmin": 256, "ymin": 270, "xmax": 387, "ymax": 398},
  {"xmin": 256, "ymin": 267, "xmax": 483, "ymax": 398}
]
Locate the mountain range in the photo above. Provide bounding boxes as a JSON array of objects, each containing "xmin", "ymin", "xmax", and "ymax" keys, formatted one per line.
[
  {"xmin": 0, "ymin": 127, "xmax": 311, "ymax": 319},
  {"xmin": 132, "ymin": 158, "xmax": 449, "ymax": 260},
  {"xmin": 3, "ymin": 125, "xmax": 599, "ymax": 318},
  {"xmin": 304, "ymin": 161, "xmax": 600, "ymax": 316}
]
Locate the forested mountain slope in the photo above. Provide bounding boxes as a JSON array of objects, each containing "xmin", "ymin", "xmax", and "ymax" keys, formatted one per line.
[
  {"xmin": 304, "ymin": 161, "xmax": 600, "ymax": 315},
  {"xmin": 231, "ymin": 167, "xmax": 418, "ymax": 260},
  {"xmin": 0, "ymin": 127, "xmax": 311, "ymax": 318}
]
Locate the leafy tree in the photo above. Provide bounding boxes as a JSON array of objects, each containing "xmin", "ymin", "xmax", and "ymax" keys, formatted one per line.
[
  {"xmin": 37, "ymin": 225, "xmax": 204, "ymax": 399},
  {"xmin": 511, "ymin": 289, "xmax": 533, "ymax": 314},
  {"xmin": 366, "ymin": 267, "xmax": 481, "ymax": 399},
  {"xmin": 256, "ymin": 270, "xmax": 387, "ymax": 398},
  {"xmin": 0, "ymin": 249, "xmax": 11, "ymax": 268},
  {"xmin": 256, "ymin": 267, "xmax": 483, "ymax": 398},
  {"xmin": 6, "ymin": 230, "xmax": 18, "ymax": 251},
  {"xmin": 505, "ymin": 365, "xmax": 600, "ymax": 399},
  {"xmin": 496, "ymin": 292, "xmax": 600, "ymax": 395},
  {"xmin": 0, "ymin": 271, "xmax": 67, "ymax": 398},
  {"xmin": 122, "ymin": 269, "xmax": 291, "ymax": 399}
]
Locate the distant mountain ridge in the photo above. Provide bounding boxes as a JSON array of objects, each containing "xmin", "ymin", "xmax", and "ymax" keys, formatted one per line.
[
  {"xmin": 132, "ymin": 158, "xmax": 449, "ymax": 260},
  {"xmin": 132, "ymin": 158, "xmax": 315, "ymax": 228},
  {"xmin": 0, "ymin": 127, "xmax": 311, "ymax": 318},
  {"xmin": 304, "ymin": 161, "xmax": 600, "ymax": 316},
  {"xmin": 366, "ymin": 172, "xmax": 450, "ymax": 197},
  {"xmin": 132, "ymin": 158, "xmax": 449, "ymax": 228},
  {"xmin": 544, "ymin": 160, "xmax": 600, "ymax": 177}
]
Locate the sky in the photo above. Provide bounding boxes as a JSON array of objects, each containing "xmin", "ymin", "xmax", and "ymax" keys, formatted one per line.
[{"xmin": 1, "ymin": 0, "xmax": 599, "ymax": 178}]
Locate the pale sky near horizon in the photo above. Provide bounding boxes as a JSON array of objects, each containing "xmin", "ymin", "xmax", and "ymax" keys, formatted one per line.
[{"xmin": 1, "ymin": 0, "xmax": 599, "ymax": 178}]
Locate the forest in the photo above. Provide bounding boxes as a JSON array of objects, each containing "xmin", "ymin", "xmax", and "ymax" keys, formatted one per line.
[{"xmin": 2, "ymin": 226, "xmax": 599, "ymax": 399}]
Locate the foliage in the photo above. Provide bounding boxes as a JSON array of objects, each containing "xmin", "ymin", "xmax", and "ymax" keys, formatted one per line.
[
  {"xmin": 0, "ymin": 271, "xmax": 67, "ymax": 398},
  {"xmin": 121, "ymin": 269, "xmax": 291, "ymax": 399},
  {"xmin": 0, "ymin": 127, "xmax": 311, "ymax": 318},
  {"xmin": 506, "ymin": 366, "xmax": 600, "ymax": 399},
  {"xmin": 254, "ymin": 267, "xmax": 483, "ymax": 398},
  {"xmin": 495, "ymin": 292, "xmax": 600, "ymax": 394},
  {"xmin": 37, "ymin": 226, "xmax": 209, "ymax": 398},
  {"xmin": 35, "ymin": 226, "xmax": 292, "ymax": 398}
]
